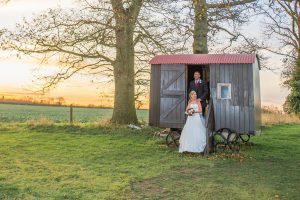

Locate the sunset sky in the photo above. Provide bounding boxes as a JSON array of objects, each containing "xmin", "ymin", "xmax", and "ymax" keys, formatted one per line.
[{"xmin": 0, "ymin": 0, "xmax": 289, "ymax": 108}]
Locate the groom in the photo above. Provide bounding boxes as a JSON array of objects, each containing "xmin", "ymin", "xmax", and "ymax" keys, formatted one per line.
[{"xmin": 188, "ymin": 71, "xmax": 208, "ymax": 116}]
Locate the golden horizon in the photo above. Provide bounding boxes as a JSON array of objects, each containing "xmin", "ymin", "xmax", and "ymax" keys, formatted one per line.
[{"xmin": 0, "ymin": 91, "xmax": 150, "ymax": 109}]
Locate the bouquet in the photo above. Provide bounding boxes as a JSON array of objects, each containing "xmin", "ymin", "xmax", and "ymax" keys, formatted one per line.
[{"xmin": 185, "ymin": 108, "xmax": 195, "ymax": 116}]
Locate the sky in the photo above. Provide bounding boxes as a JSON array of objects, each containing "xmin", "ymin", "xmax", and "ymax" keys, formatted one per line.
[
  {"xmin": 0, "ymin": 0, "xmax": 289, "ymax": 108},
  {"xmin": 0, "ymin": 0, "xmax": 108, "ymax": 105}
]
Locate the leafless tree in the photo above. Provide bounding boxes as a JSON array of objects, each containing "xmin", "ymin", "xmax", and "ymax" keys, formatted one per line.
[
  {"xmin": 158, "ymin": 0, "xmax": 259, "ymax": 54},
  {"xmin": 262, "ymin": 0, "xmax": 299, "ymax": 73},
  {"xmin": 0, "ymin": 0, "xmax": 10, "ymax": 36},
  {"xmin": 1, "ymin": 0, "xmax": 185, "ymax": 124},
  {"xmin": 260, "ymin": 0, "xmax": 300, "ymax": 114},
  {"xmin": 0, "ymin": 0, "xmax": 10, "ymax": 4}
]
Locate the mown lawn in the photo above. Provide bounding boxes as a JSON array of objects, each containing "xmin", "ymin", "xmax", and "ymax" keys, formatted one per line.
[{"xmin": 0, "ymin": 123, "xmax": 299, "ymax": 200}]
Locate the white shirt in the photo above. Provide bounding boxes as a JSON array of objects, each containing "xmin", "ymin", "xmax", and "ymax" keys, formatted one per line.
[{"xmin": 195, "ymin": 79, "xmax": 201, "ymax": 84}]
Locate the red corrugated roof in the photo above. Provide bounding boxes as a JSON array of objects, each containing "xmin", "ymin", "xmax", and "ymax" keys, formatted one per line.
[{"xmin": 149, "ymin": 54, "xmax": 257, "ymax": 65}]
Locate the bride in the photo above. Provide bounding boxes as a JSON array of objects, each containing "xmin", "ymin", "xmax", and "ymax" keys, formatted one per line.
[{"xmin": 179, "ymin": 90, "xmax": 206, "ymax": 153}]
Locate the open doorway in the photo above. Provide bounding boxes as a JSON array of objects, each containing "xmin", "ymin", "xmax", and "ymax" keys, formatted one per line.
[{"xmin": 186, "ymin": 65, "xmax": 210, "ymax": 102}]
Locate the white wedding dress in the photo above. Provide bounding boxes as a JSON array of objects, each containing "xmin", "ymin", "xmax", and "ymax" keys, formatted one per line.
[{"xmin": 179, "ymin": 103, "xmax": 206, "ymax": 153}]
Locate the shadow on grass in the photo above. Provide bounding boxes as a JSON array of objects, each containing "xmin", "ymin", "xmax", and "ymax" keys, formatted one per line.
[
  {"xmin": 0, "ymin": 182, "xmax": 20, "ymax": 199},
  {"xmin": 129, "ymin": 156, "xmax": 298, "ymax": 200},
  {"xmin": 128, "ymin": 124, "xmax": 300, "ymax": 199},
  {"xmin": 26, "ymin": 123, "xmax": 161, "ymax": 138}
]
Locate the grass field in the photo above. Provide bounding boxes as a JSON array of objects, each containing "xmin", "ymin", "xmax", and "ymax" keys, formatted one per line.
[
  {"xmin": 0, "ymin": 123, "xmax": 299, "ymax": 199},
  {"xmin": 1, "ymin": 103, "xmax": 299, "ymax": 125},
  {"xmin": 0, "ymin": 103, "xmax": 148, "ymax": 123}
]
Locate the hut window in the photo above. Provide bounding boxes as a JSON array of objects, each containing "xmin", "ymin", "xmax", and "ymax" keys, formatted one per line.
[{"xmin": 217, "ymin": 83, "xmax": 231, "ymax": 99}]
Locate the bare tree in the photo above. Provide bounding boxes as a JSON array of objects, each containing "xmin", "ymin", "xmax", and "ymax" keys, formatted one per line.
[
  {"xmin": 159, "ymin": 0, "xmax": 259, "ymax": 54},
  {"xmin": 1, "ymin": 0, "xmax": 184, "ymax": 124},
  {"xmin": 194, "ymin": 0, "xmax": 260, "ymax": 53},
  {"xmin": 0, "ymin": 0, "xmax": 10, "ymax": 4},
  {"xmin": 260, "ymin": 0, "xmax": 300, "ymax": 115},
  {"xmin": 0, "ymin": 0, "xmax": 10, "ymax": 36}
]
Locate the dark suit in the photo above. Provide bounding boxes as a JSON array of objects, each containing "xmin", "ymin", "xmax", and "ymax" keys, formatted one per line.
[{"xmin": 188, "ymin": 79, "xmax": 208, "ymax": 115}]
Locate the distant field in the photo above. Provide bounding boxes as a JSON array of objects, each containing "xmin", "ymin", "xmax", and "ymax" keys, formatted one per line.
[
  {"xmin": 1, "ymin": 103, "xmax": 299, "ymax": 125},
  {"xmin": 0, "ymin": 103, "xmax": 149, "ymax": 123}
]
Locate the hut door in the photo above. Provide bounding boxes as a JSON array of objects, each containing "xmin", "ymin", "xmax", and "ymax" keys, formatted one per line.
[{"xmin": 160, "ymin": 64, "xmax": 186, "ymax": 128}]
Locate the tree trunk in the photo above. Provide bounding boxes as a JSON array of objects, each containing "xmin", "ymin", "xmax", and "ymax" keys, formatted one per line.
[
  {"xmin": 193, "ymin": 0, "xmax": 208, "ymax": 54},
  {"xmin": 111, "ymin": 8, "xmax": 138, "ymax": 124}
]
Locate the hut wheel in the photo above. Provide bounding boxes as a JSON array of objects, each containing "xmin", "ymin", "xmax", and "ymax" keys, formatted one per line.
[
  {"xmin": 166, "ymin": 130, "xmax": 181, "ymax": 147},
  {"xmin": 239, "ymin": 134, "xmax": 251, "ymax": 143},
  {"xmin": 213, "ymin": 128, "xmax": 240, "ymax": 153},
  {"xmin": 227, "ymin": 132, "xmax": 241, "ymax": 153}
]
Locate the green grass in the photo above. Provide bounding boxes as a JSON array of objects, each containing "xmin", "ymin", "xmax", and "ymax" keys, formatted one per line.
[
  {"xmin": 0, "ymin": 123, "xmax": 299, "ymax": 199},
  {"xmin": 0, "ymin": 103, "xmax": 148, "ymax": 123}
]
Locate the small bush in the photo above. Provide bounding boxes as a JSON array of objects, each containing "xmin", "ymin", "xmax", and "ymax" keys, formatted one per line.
[
  {"xmin": 26, "ymin": 118, "xmax": 54, "ymax": 127},
  {"xmin": 262, "ymin": 106, "xmax": 300, "ymax": 125}
]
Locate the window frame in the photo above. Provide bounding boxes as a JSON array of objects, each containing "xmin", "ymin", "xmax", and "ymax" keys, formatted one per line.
[{"xmin": 217, "ymin": 83, "xmax": 232, "ymax": 100}]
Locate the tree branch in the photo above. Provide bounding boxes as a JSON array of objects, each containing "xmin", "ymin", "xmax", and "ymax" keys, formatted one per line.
[{"xmin": 208, "ymin": 0, "xmax": 255, "ymax": 9}]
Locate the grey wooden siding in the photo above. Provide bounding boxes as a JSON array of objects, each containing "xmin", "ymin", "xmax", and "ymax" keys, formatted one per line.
[
  {"xmin": 149, "ymin": 65, "xmax": 161, "ymax": 127},
  {"xmin": 210, "ymin": 63, "xmax": 258, "ymax": 134},
  {"xmin": 159, "ymin": 64, "xmax": 186, "ymax": 128},
  {"xmin": 149, "ymin": 59, "xmax": 261, "ymax": 133},
  {"xmin": 253, "ymin": 59, "xmax": 262, "ymax": 134}
]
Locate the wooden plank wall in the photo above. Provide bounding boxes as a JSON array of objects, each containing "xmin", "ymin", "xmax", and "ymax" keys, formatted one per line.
[
  {"xmin": 248, "ymin": 64, "xmax": 255, "ymax": 133},
  {"xmin": 149, "ymin": 65, "xmax": 161, "ymax": 127},
  {"xmin": 253, "ymin": 59, "xmax": 262, "ymax": 134},
  {"xmin": 159, "ymin": 64, "xmax": 186, "ymax": 128},
  {"xmin": 210, "ymin": 63, "xmax": 256, "ymax": 134}
]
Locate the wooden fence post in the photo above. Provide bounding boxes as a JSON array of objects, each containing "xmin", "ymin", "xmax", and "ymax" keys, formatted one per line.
[{"xmin": 70, "ymin": 105, "xmax": 73, "ymax": 124}]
